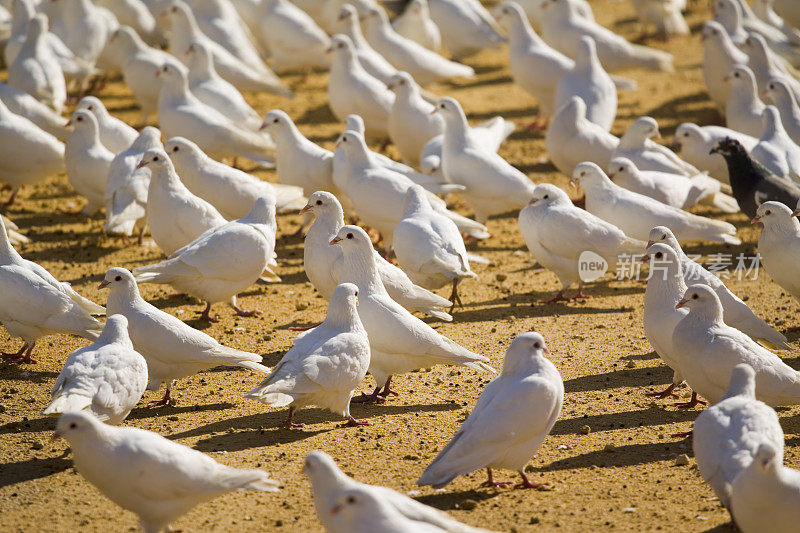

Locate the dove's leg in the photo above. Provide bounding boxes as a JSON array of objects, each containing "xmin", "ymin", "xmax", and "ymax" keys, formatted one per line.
[
  {"xmin": 279, "ymin": 406, "xmax": 303, "ymax": 429},
  {"xmin": 2, "ymin": 341, "xmax": 37, "ymax": 364},
  {"xmin": 514, "ymin": 471, "xmax": 549, "ymax": 489},
  {"xmin": 229, "ymin": 296, "xmax": 261, "ymax": 318},
  {"xmin": 448, "ymin": 279, "xmax": 463, "ymax": 313},
  {"xmin": 646, "ymin": 383, "xmax": 680, "ymax": 399},
  {"xmin": 197, "ymin": 302, "xmax": 219, "ymax": 323},
  {"xmin": 670, "ymin": 429, "xmax": 693, "ymax": 438},
  {"xmin": 338, "ymin": 416, "xmax": 370, "ymax": 427},
  {"xmin": 480, "ymin": 468, "xmax": 513, "ymax": 488},
  {"xmin": 540, "ymin": 290, "xmax": 572, "ymax": 304},
  {"xmin": 136, "ymin": 223, "xmax": 146, "ymax": 245},
  {"xmin": 574, "ymin": 285, "xmax": 592, "ymax": 299},
  {"xmin": 674, "ymin": 392, "xmax": 707, "ymax": 409},
  {"xmin": 378, "ymin": 377, "xmax": 400, "ymax": 398},
  {"xmin": 3, "ymin": 187, "xmax": 19, "ymax": 206},
  {"xmin": 351, "ymin": 386, "xmax": 384, "ymax": 404},
  {"xmin": 148, "ymin": 384, "xmax": 173, "ymax": 407}
]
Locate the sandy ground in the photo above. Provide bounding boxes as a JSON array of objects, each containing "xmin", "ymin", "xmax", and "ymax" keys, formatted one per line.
[{"xmin": 2, "ymin": 1, "xmax": 800, "ymax": 531}]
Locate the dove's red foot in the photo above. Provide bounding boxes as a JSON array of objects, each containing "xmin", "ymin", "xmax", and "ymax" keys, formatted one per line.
[
  {"xmin": 289, "ymin": 322, "xmax": 321, "ymax": 331},
  {"xmin": 338, "ymin": 416, "xmax": 370, "ymax": 427},
  {"xmin": 231, "ymin": 305, "xmax": 260, "ymax": 318},
  {"xmin": 525, "ymin": 119, "xmax": 548, "ymax": 131},
  {"xmin": 785, "ymin": 326, "xmax": 800, "ymax": 332},
  {"xmin": 197, "ymin": 303, "xmax": 219, "ymax": 322},
  {"xmin": 540, "ymin": 291, "xmax": 572, "ymax": 304},
  {"xmin": 351, "ymin": 387, "xmax": 385, "ymax": 404},
  {"xmin": 515, "ymin": 472, "xmax": 548, "ymax": 489},
  {"xmin": 670, "ymin": 430, "xmax": 693, "ymax": 438},
  {"xmin": 646, "ymin": 383, "xmax": 679, "ymax": 399},
  {"xmin": 480, "ymin": 468, "xmax": 512, "ymax": 488},
  {"xmin": 279, "ymin": 407, "xmax": 303, "ymax": 428},
  {"xmin": 2, "ymin": 343, "xmax": 36, "ymax": 364},
  {"xmin": 378, "ymin": 378, "xmax": 400, "ymax": 399},
  {"xmin": 148, "ymin": 389, "xmax": 173, "ymax": 407},
  {"xmin": 674, "ymin": 392, "xmax": 707, "ymax": 409},
  {"xmin": 574, "ymin": 288, "xmax": 592, "ymax": 299}
]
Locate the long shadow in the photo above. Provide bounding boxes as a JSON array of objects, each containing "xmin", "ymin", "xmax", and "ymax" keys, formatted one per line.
[
  {"xmin": 449, "ymin": 302, "xmax": 624, "ymax": 324},
  {"xmin": 551, "ymin": 405, "xmax": 700, "ymax": 436},
  {"xmin": 126, "ymin": 401, "xmax": 237, "ymax": 421},
  {"xmin": 538, "ymin": 441, "xmax": 690, "ymax": 471},
  {"xmin": 0, "ymin": 456, "xmax": 72, "ymax": 489},
  {"xmin": 416, "ymin": 488, "xmax": 502, "ymax": 510},
  {"xmin": 563, "ymin": 366, "xmax": 673, "ymax": 393},
  {"xmin": 703, "ymin": 524, "xmax": 736, "ymax": 533},
  {"xmin": 295, "ymin": 102, "xmax": 337, "ymax": 126},
  {"xmin": 0, "ymin": 368, "xmax": 60, "ymax": 383},
  {"xmin": 0, "ymin": 416, "xmax": 56, "ymax": 435},
  {"xmin": 452, "ymin": 74, "xmax": 514, "ymax": 90},
  {"xmin": 191, "ymin": 426, "xmax": 328, "ymax": 452}
]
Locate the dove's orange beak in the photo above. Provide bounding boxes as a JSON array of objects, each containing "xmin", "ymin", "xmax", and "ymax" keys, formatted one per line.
[
  {"xmin": 98, "ymin": 280, "xmax": 110, "ymax": 289},
  {"xmin": 330, "ymin": 504, "xmax": 341, "ymax": 515},
  {"xmin": 675, "ymin": 298, "xmax": 688, "ymax": 309},
  {"xmin": 300, "ymin": 204, "xmax": 311, "ymax": 214},
  {"xmin": 750, "ymin": 216, "xmax": 761, "ymax": 224},
  {"xmin": 792, "ymin": 209, "xmax": 800, "ymax": 217},
  {"xmin": 528, "ymin": 197, "xmax": 538, "ymax": 205},
  {"xmin": 329, "ymin": 237, "xmax": 342, "ymax": 245},
  {"xmin": 646, "ymin": 240, "xmax": 654, "ymax": 248},
  {"xmin": 429, "ymin": 109, "xmax": 437, "ymax": 115}
]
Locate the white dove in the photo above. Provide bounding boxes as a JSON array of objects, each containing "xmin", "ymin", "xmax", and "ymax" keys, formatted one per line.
[
  {"xmin": 435, "ymin": 98, "xmax": 535, "ymax": 223},
  {"xmin": 392, "ymin": 0, "xmax": 440, "ymax": 52},
  {"xmin": 258, "ymin": 0, "xmax": 330, "ymax": 73},
  {"xmin": 764, "ymin": 78, "xmax": 800, "ymax": 146},
  {"xmin": 731, "ymin": 442, "xmax": 800, "ymax": 533},
  {"xmin": 571, "ymin": 162, "xmax": 741, "ymax": 244},
  {"xmin": 0, "ymin": 219, "xmax": 102, "ymax": 365},
  {"xmin": 302, "ymin": 191, "xmax": 455, "ymax": 321},
  {"xmin": 133, "ymin": 197, "xmax": 275, "ymax": 321},
  {"xmin": 612, "ymin": 117, "xmax": 700, "ymax": 176},
  {"xmin": 740, "ymin": 32, "xmax": 800, "ymax": 101},
  {"xmin": 393, "ymin": 185, "xmax": 476, "ymax": 311},
  {"xmin": 247, "ymin": 283, "xmax": 371, "ymax": 428},
  {"xmin": 538, "ymin": 0, "xmax": 673, "ymax": 72},
  {"xmin": 546, "ymin": 96, "xmax": 619, "ymax": 175},
  {"xmin": 753, "ymin": 0, "xmax": 800, "ymax": 45},
  {"xmin": 752, "ymin": 106, "xmax": 800, "ymax": 180},
  {"xmin": 630, "ymin": 0, "xmax": 689, "ymax": 38},
  {"xmin": 673, "ymin": 123, "xmax": 758, "ymax": 183},
  {"xmin": 715, "ymin": 0, "xmax": 800, "ymax": 68},
  {"xmin": 332, "ymin": 3, "xmax": 400, "ymax": 86},
  {"xmin": 65, "ymin": 109, "xmax": 114, "ymax": 215},
  {"xmin": 607, "ymin": 157, "xmax": 739, "ymax": 212},
  {"xmin": 418, "ymin": 332, "xmax": 562, "ymax": 489},
  {"xmin": 1, "ymin": 216, "xmax": 30, "ymax": 248},
  {"xmin": 519, "ymin": 183, "xmax": 645, "ymax": 302},
  {"xmin": 0, "ymin": 98, "xmax": 64, "ymax": 205},
  {"xmin": 360, "ymin": 5, "xmax": 474, "ymax": 85},
  {"xmin": 647, "ymin": 225, "xmax": 789, "ymax": 350},
  {"xmin": 76, "ymin": 96, "xmax": 138, "ymax": 154},
  {"xmin": 165, "ymin": 137, "xmax": 304, "ymax": 219},
  {"xmin": 138, "ymin": 148, "xmax": 226, "ymax": 256},
  {"xmin": 702, "ymin": 21, "xmax": 748, "ymax": 112},
  {"xmin": 554, "ymin": 36, "xmax": 616, "ymax": 132},
  {"xmin": 98, "ymin": 0, "xmax": 157, "ymax": 44},
  {"xmin": 49, "ymin": 0, "xmax": 115, "ymax": 66},
  {"xmin": 753, "ymin": 201, "xmax": 800, "ymax": 304},
  {"xmin": 694, "ymin": 364, "xmax": 785, "ymax": 507},
  {"xmin": 771, "ymin": 0, "xmax": 800, "ymax": 29},
  {"xmin": 386, "ymin": 72, "xmax": 443, "ymax": 166},
  {"xmin": 100, "ymin": 267, "xmax": 270, "ymax": 405},
  {"xmin": 104, "ymin": 126, "xmax": 162, "ymax": 240},
  {"xmin": 332, "ymin": 225, "xmax": 492, "ymax": 403},
  {"xmin": 0, "ymin": 81, "xmax": 69, "ymax": 140},
  {"xmin": 427, "ymin": 0, "xmax": 505, "ymax": 59},
  {"xmin": 155, "ymin": 62, "xmax": 275, "ymax": 167},
  {"xmin": 672, "ymin": 284, "xmax": 800, "ymax": 406},
  {"xmin": 327, "ymin": 34, "xmax": 394, "ymax": 140},
  {"xmin": 726, "ymin": 65, "xmax": 768, "ymax": 138},
  {"xmin": 8, "ymin": 15, "xmax": 66, "ymax": 113},
  {"xmin": 304, "ymin": 450, "xmax": 489, "ymax": 533},
  {"xmin": 43, "ymin": 315, "xmax": 148, "ymax": 425},
  {"xmin": 52, "ymin": 411, "xmax": 279, "ymax": 533}
]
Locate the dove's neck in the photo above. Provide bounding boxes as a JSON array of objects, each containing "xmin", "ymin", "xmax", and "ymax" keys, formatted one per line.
[
  {"xmin": 644, "ymin": 261, "xmax": 686, "ymax": 304},
  {"xmin": 272, "ymin": 121, "xmax": 309, "ymax": 150},
  {"xmin": 324, "ymin": 299, "xmax": 364, "ymax": 333},
  {"xmin": 764, "ymin": 216, "xmax": 800, "ymax": 238},
  {"xmin": 95, "ymin": 320, "xmax": 133, "ymax": 348},
  {"xmin": 240, "ymin": 202, "xmax": 276, "ymax": 230},
  {"xmin": 331, "ymin": 49, "xmax": 361, "ymax": 75},
  {"xmin": 151, "ymin": 164, "xmax": 186, "ymax": 193},
  {"xmin": 501, "ymin": 349, "xmax": 547, "ymax": 377},
  {"xmin": 307, "ymin": 209, "xmax": 344, "ymax": 246},
  {"xmin": 721, "ymin": 373, "xmax": 756, "ymax": 401},
  {"xmin": 760, "ymin": 113, "xmax": 786, "ymax": 142},
  {"xmin": 130, "ymin": 132, "xmax": 161, "ymax": 153},
  {"xmin": 20, "ymin": 27, "xmax": 45, "ymax": 57},
  {"xmin": 688, "ymin": 300, "xmax": 725, "ymax": 326},
  {"xmin": 173, "ymin": 10, "xmax": 201, "ymax": 41},
  {"xmin": 339, "ymin": 248, "xmax": 385, "ymax": 294},
  {"xmin": 0, "ymin": 219, "xmax": 21, "ymax": 262},
  {"xmin": 106, "ymin": 286, "xmax": 144, "ymax": 317},
  {"xmin": 10, "ymin": 1, "xmax": 33, "ymax": 37},
  {"xmin": 159, "ymin": 76, "xmax": 194, "ymax": 106},
  {"xmin": 343, "ymin": 144, "xmax": 372, "ymax": 170},
  {"xmin": 122, "ymin": 32, "xmax": 148, "ymax": 56},
  {"xmin": 772, "ymin": 87, "xmax": 800, "ymax": 118},
  {"xmin": 617, "ymin": 131, "xmax": 647, "ymax": 151},
  {"xmin": 666, "ymin": 238, "xmax": 687, "ymax": 260},
  {"xmin": 342, "ymin": 19, "xmax": 369, "ymax": 49},
  {"xmin": 441, "ymin": 113, "xmax": 470, "ymax": 146},
  {"xmin": 189, "ymin": 51, "xmax": 216, "ymax": 81},
  {"xmin": 507, "ymin": 13, "xmax": 542, "ymax": 49},
  {"xmin": 731, "ymin": 78, "xmax": 759, "ymax": 106},
  {"xmin": 401, "ymin": 190, "xmax": 430, "ymax": 219},
  {"xmin": 71, "ymin": 125, "xmax": 104, "ymax": 151}
]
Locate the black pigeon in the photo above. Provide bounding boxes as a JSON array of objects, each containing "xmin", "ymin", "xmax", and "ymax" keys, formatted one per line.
[{"xmin": 710, "ymin": 137, "xmax": 800, "ymax": 219}]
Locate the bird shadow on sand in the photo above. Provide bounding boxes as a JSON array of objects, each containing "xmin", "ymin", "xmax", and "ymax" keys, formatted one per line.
[
  {"xmin": 449, "ymin": 73, "xmax": 513, "ymax": 90},
  {"xmin": 0, "ymin": 456, "xmax": 72, "ymax": 489},
  {"xmin": 563, "ymin": 365, "xmax": 673, "ymax": 393},
  {"xmin": 295, "ymin": 102, "xmax": 337, "ymax": 126},
  {"xmin": 126, "ymin": 401, "xmax": 236, "ymax": 421},
  {"xmin": 0, "ymin": 367, "xmax": 60, "ymax": 383},
  {"xmin": 0, "ymin": 416, "xmax": 56, "ymax": 435},
  {"xmin": 620, "ymin": 350, "xmax": 659, "ymax": 361},
  {"xmin": 703, "ymin": 522, "xmax": 736, "ymax": 533},
  {"xmin": 466, "ymin": 106, "xmax": 535, "ymax": 122},
  {"xmin": 534, "ymin": 441, "xmax": 692, "ymax": 472},
  {"xmin": 551, "ymin": 405, "xmax": 700, "ymax": 436},
  {"xmin": 415, "ymin": 488, "xmax": 502, "ymax": 511}
]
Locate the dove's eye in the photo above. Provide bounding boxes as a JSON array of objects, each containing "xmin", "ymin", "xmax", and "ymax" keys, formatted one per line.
[
  {"xmin": 77, "ymin": 116, "xmax": 83, "ymax": 122},
  {"xmin": 692, "ymin": 294, "xmax": 699, "ymax": 299},
  {"xmin": 354, "ymin": 290, "xmax": 358, "ymax": 296},
  {"xmin": 543, "ymin": 194, "xmax": 549, "ymax": 199},
  {"xmin": 273, "ymin": 118, "xmax": 279, "ymax": 123},
  {"xmin": 766, "ymin": 210, "xmax": 772, "ymax": 215},
  {"xmin": 115, "ymin": 275, "xmax": 121, "ymax": 281},
  {"xmin": 661, "ymin": 235, "xmax": 666, "ymax": 240},
  {"xmin": 346, "ymin": 233, "xmax": 353, "ymax": 239},
  {"xmin": 153, "ymin": 156, "xmax": 159, "ymax": 162},
  {"xmin": 69, "ymin": 423, "xmax": 77, "ymax": 429},
  {"xmin": 734, "ymin": 72, "xmax": 740, "ymax": 77},
  {"xmin": 580, "ymin": 171, "xmax": 586, "ymax": 177},
  {"xmin": 172, "ymin": 146, "xmax": 179, "ymax": 152},
  {"xmin": 533, "ymin": 341, "xmax": 541, "ymax": 348},
  {"xmin": 619, "ymin": 166, "xmax": 624, "ymax": 171},
  {"xmin": 346, "ymin": 496, "xmax": 356, "ymax": 504},
  {"xmin": 316, "ymin": 200, "xmax": 322, "ymax": 205}
]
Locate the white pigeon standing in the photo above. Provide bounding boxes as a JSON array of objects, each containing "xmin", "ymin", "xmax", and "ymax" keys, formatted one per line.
[
  {"xmin": 519, "ymin": 183, "xmax": 645, "ymax": 302},
  {"xmin": 303, "ymin": 451, "xmax": 488, "ymax": 533},
  {"xmin": 630, "ymin": 0, "xmax": 689, "ymax": 38},
  {"xmin": 301, "ymin": 191, "xmax": 456, "ymax": 321},
  {"xmin": 571, "ymin": 162, "xmax": 741, "ymax": 244},
  {"xmin": 52, "ymin": 411, "xmax": 279, "ymax": 533},
  {"xmin": 702, "ymin": 21, "xmax": 748, "ymax": 112},
  {"xmin": 538, "ymin": 0, "xmax": 673, "ymax": 72},
  {"xmin": 673, "ymin": 122, "xmax": 758, "ymax": 183},
  {"xmin": 392, "ymin": 0, "xmax": 441, "ymax": 52},
  {"xmin": 764, "ymin": 78, "xmax": 800, "ymax": 146},
  {"xmin": 0, "ymin": 81, "xmax": 69, "ymax": 140},
  {"xmin": 753, "ymin": 0, "xmax": 800, "ymax": 44},
  {"xmin": 607, "ymin": 157, "xmax": 739, "ymax": 212},
  {"xmin": 740, "ymin": 32, "xmax": 800, "ymax": 101},
  {"xmin": 427, "ymin": 0, "xmax": 505, "ymax": 59},
  {"xmin": 693, "ymin": 364, "xmax": 785, "ymax": 507},
  {"xmin": 8, "ymin": 15, "xmax": 66, "ymax": 113},
  {"xmin": 554, "ymin": 36, "xmax": 616, "ymax": 132},
  {"xmin": 435, "ymin": 98, "xmax": 535, "ymax": 222},
  {"xmin": 418, "ymin": 332, "xmax": 562, "ymax": 489},
  {"xmin": 0, "ymin": 98, "xmax": 65, "ymax": 205},
  {"xmin": 43, "ymin": 315, "xmax": 148, "ymax": 425},
  {"xmin": 726, "ymin": 65, "xmax": 768, "ymax": 137},
  {"xmin": 613, "ymin": 117, "xmax": 700, "ymax": 176},
  {"xmin": 332, "ymin": 3, "xmax": 400, "ymax": 86},
  {"xmin": 247, "ymin": 283, "xmax": 371, "ymax": 428},
  {"xmin": 98, "ymin": 0, "xmax": 157, "ymax": 44},
  {"xmin": 183, "ymin": 41, "xmax": 266, "ymax": 133},
  {"xmin": 386, "ymin": 72, "xmax": 443, "ymax": 167},
  {"xmin": 138, "ymin": 148, "xmax": 226, "ymax": 256},
  {"xmin": 155, "ymin": 62, "xmax": 275, "ymax": 167},
  {"xmin": 106, "ymin": 25, "xmax": 182, "ymax": 124},
  {"xmin": 753, "ymin": 201, "xmax": 800, "ymax": 304},
  {"xmin": 327, "ymin": 34, "xmax": 394, "ymax": 140},
  {"xmin": 65, "ymin": 109, "xmax": 114, "ymax": 215},
  {"xmin": 331, "ymin": 225, "xmax": 492, "ymax": 403},
  {"xmin": 771, "ymin": 0, "xmax": 800, "ymax": 29},
  {"xmin": 752, "ymin": 106, "xmax": 800, "ymax": 180},
  {"xmin": 100, "ymin": 267, "xmax": 271, "ymax": 405},
  {"xmin": 360, "ymin": 5, "xmax": 474, "ymax": 85},
  {"xmin": 257, "ymin": 0, "xmax": 330, "ymax": 73},
  {"xmin": 730, "ymin": 442, "xmax": 800, "ymax": 533},
  {"xmin": 672, "ymin": 284, "xmax": 800, "ymax": 406},
  {"xmin": 133, "ymin": 197, "xmax": 275, "ymax": 321},
  {"xmin": 545, "ymin": 96, "xmax": 619, "ymax": 175},
  {"xmin": 259, "ymin": 110, "xmax": 338, "ymax": 198},
  {"xmin": 647, "ymin": 225, "xmax": 789, "ymax": 350},
  {"xmin": 393, "ymin": 185, "xmax": 476, "ymax": 312},
  {"xmin": 49, "ymin": 0, "xmax": 115, "ymax": 67},
  {"xmin": 104, "ymin": 126, "xmax": 162, "ymax": 240},
  {"xmin": 76, "ymin": 96, "xmax": 138, "ymax": 154},
  {"xmin": 0, "ymin": 216, "xmax": 104, "ymax": 364},
  {"xmin": 164, "ymin": 137, "xmax": 304, "ymax": 219},
  {"xmin": 715, "ymin": 0, "xmax": 800, "ymax": 68}
]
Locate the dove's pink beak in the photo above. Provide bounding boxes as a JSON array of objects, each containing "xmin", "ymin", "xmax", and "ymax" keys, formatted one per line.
[
  {"xmin": 723, "ymin": 75, "xmax": 730, "ymax": 82},
  {"xmin": 646, "ymin": 240, "xmax": 654, "ymax": 248},
  {"xmin": 792, "ymin": 209, "xmax": 800, "ymax": 217},
  {"xmin": 429, "ymin": 109, "xmax": 437, "ymax": 115},
  {"xmin": 98, "ymin": 280, "xmax": 110, "ymax": 289},
  {"xmin": 675, "ymin": 298, "xmax": 688, "ymax": 309},
  {"xmin": 750, "ymin": 216, "xmax": 761, "ymax": 224},
  {"xmin": 329, "ymin": 237, "xmax": 342, "ymax": 245},
  {"xmin": 528, "ymin": 197, "xmax": 538, "ymax": 205},
  {"xmin": 50, "ymin": 431, "xmax": 62, "ymax": 442},
  {"xmin": 300, "ymin": 204, "xmax": 311, "ymax": 214},
  {"xmin": 136, "ymin": 160, "xmax": 148, "ymax": 169},
  {"xmin": 330, "ymin": 504, "xmax": 342, "ymax": 515},
  {"xmin": 653, "ymin": 132, "xmax": 661, "ymax": 139}
]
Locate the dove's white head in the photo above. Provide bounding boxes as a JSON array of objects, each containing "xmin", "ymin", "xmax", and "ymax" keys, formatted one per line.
[
  {"xmin": 164, "ymin": 0, "xmax": 191, "ymax": 22},
  {"xmin": 330, "ymin": 225, "xmax": 372, "ymax": 253},
  {"xmin": 570, "ymin": 162, "xmax": 610, "ymax": 191},
  {"xmin": 241, "ymin": 196, "xmax": 277, "ymax": 226},
  {"xmin": 714, "ymin": 0, "xmax": 742, "ymax": 30},
  {"xmin": 607, "ymin": 157, "xmax": 638, "ymax": 181},
  {"xmin": 260, "ymin": 110, "xmax": 294, "ymax": 136},
  {"xmin": 99, "ymin": 267, "xmax": 141, "ymax": 299},
  {"xmin": 155, "ymin": 62, "xmax": 189, "ymax": 89},
  {"xmin": 539, "ymin": 0, "xmax": 573, "ymax": 20},
  {"xmin": 528, "ymin": 183, "xmax": 570, "ymax": 208},
  {"xmin": 67, "ymin": 110, "xmax": 101, "ymax": 143},
  {"xmin": 335, "ymin": 130, "xmax": 370, "ymax": 163},
  {"xmin": 752, "ymin": 442, "xmax": 780, "ymax": 473},
  {"xmin": 760, "ymin": 105, "xmax": 784, "ymax": 137},
  {"xmin": 741, "ymin": 32, "xmax": 770, "ymax": 60},
  {"xmin": 326, "ymin": 284, "xmax": 363, "ymax": 331},
  {"xmin": 337, "ymin": 3, "xmax": 357, "ymax": 23},
  {"xmin": 327, "ymin": 34, "xmax": 357, "ymax": 62},
  {"xmin": 641, "ymin": 243, "xmax": 683, "ymax": 286},
  {"xmin": 327, "ymin": 487, "xmax": 392, "ymax": 529},
  {"xmin": 108, "ymin": 25, "xmax": 142, "ymax": 53},
  {"xmin": 301, "ymin": 191, "xmax": 345, "ymax": 225},
  {"xmin": 164, "ymin": 136, "xmax": 203, "ymax": 163},
  {"xmin": 76, "ymin": 96, "xmax": 110, "ymax": 119},
  {"xmin": 722, "ymin": 363, "xmax": 757, "ymax": 401},
  {"xmin": 431, "ymin": 97, "xmax": 469, "ymax": 131},
  {"xmin": 495, "ymin": 2, "xmax": 528, "ymax": 32},
  {"xmin": 701, "ymin": 20, "xmax": 727, "ymax": 42},
  {"xmin": 401, "ymin": 184, "xmax": 431, "ymax": 218},
  {"xmin": 344, "ymin": 115, "xmax": 365, "ymax": 136},
  {"xmin": 646, "ymin": 225, "xmax": 680, "ymax": 251},
  {"xmin": 131, "ymin": 127, "xmax": 163, "ymax": 152},
  {"xmin": 673, "ymin": 123, "xmax": 705, "ymax": 151},
  {"xmin": 184, "ymin": 41, "xmax": 214, "ymax": 74},
  {"xmin": 752, "ymin": 201, "xmax": 797, "ymax": 231},
  {"xmin": 95, "ymin": 314, "xmax": 132, "ymax": 347},
  {"xmin": 725, "ymin": 65, "xmax": 756, "ymax": 89},
  {"xmin": 764, "ymin": 78, "xmax": 792, "ymax": 106},
  {"xmin": 625, "ymin": 117, "xmax": 660, "ymax": 143},
  {"xmin": 576, "ymin": 36, "xmax": 600, "ymax": 69},
  {"xmin": 53, "ymin": 411, "xmax": 105, "ymax": 443},
  {"xmin": 558, "ymin": 96, "xmax": 587, "ymax": 126},
  {"xmin": 502, "ymin": 332, "xmax": 550, "ymax": 375},
  {"xmin": 303, "ymin": 450, "xmax": 353, "ymax": 526},
  {"xmin": 25, "ymin": 13, "xmax": 47, "ymax": 40},
  {"xmin": 386, "ymin": 72, "xmax": 416, "ymax": 96},
  {"xmin": 360, "ymin": 5, "xmax": 389, "ymax": 28},
  {"xmin": 675, "ymin": 284, "xmax": 724, "ymax": 321},
  {"xmin": 137, "ymin": 148, "xmax": 174, "ymax": 172}
]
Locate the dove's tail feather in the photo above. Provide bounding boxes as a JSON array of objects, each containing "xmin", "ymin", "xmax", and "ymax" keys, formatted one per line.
[
  {"xmin": 79, "ymin": 326, "xmax": 103, "ymax": 341},
  {"xmin": 729, "ymin": 312, "xmax": 791, "ymax": 351},
  {"xmin": 391, "ymin": 283, "xmax": 453, "ymax": 322},
  {"xmin": 235, "ymin": 359, "xmax": 271, "ymax": 374},
  {"xmin": 43, "ymin": 394, "xmax": 91, "ymax": 416},
  {"xmin": 443, "ymin": 210, "xmax": 491, "ymax": 240},
  {"xmin": 63, "ymin": 284, "xmax": 106, "ymax": 316},
  {"xmin": 700, "ymin": 192, "xmax": 740, "ymax": 213},
  {"xmin": 245, "ymin": 388, "xmax": 295, "ymax": 407},
  {"xmin": 216, "ymin": 466, "xmax": 281, "ymax": 493},
  {"xmin": 466, "ymin": 252, "xmax": 489, "ymax": 265},
  {"xmin": 7, "ymin": 228, "xmax": 30, "ymax": 245},
  {"xmin": 630, "ymin": 44, "xmax": 674, "ymax": 72},
  {"xmin": 662, "ymin": 10, "xmax": 689, "ymax": 35},
  {"xmin": 610, "ymin": 74, "xmax": 638, "ymax": 91},
  {"xmin": 717, "ymin": 233, "xmax": 742, "ymax": 245},
  {"xmin": 440, "ymin": 62, "xmax": 475, "ymax": 80},
  {"xmin": 273, "ymin": 184, "xmax": 306, "ymax": 213},
  {"xmin": 617, "ymin": 237, "xmax": 649, "ymax": 256}
]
